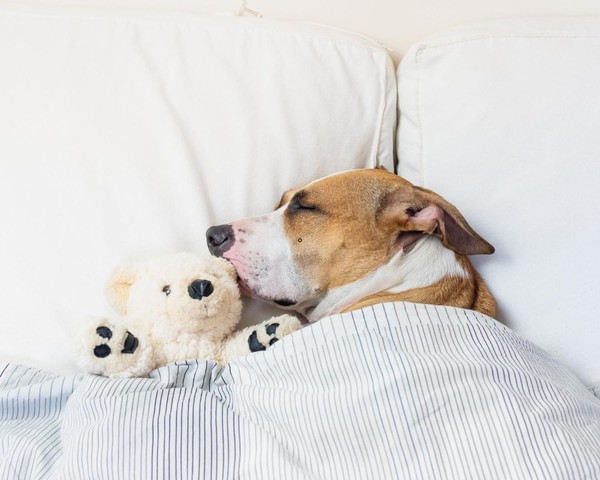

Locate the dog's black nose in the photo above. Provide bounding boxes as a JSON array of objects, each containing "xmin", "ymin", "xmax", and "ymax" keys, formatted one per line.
[
  {"xmin": 206, "ymin": 224, "xmax": 234, "ymax": 256},
  {"xmin": 188, "ymin": 279, "xmax": 214, "ymax": 300}
]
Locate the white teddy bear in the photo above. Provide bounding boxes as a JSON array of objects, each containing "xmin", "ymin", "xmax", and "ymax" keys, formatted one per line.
[{"xmin": 78, "ymin": 252, "xmax": 302, "ymax": 377}]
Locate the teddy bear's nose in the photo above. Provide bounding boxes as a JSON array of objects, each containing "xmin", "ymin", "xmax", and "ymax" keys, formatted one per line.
[{"xmin": 188, "ymin": 279, "xmax": 214, "ymax": 300}]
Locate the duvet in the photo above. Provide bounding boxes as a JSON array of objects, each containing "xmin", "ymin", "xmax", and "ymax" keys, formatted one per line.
[{"xmin": 1, "ymin": 302, "xmax": 599, "ymax": 479}]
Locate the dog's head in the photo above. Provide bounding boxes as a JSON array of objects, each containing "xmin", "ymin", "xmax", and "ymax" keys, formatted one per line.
[{"xmin": 207, "ymin": 168, "xmax": 493, "ymax": 319}]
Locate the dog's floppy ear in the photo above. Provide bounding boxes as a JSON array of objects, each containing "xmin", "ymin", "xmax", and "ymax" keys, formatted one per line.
[
  {"xmin": 381, "ymin": 186, "xmax": 495, "ymax": 256},
  {"xmin": 105, "ymin": 264, "xmax": 138, "ymax": 315}
]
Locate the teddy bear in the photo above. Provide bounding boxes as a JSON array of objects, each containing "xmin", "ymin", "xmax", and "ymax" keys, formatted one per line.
[{"xmin": 78, "ymin": 252, "xmax": 302, "ymax": 377}]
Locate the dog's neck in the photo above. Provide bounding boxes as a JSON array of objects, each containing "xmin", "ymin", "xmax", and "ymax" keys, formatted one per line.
[{"xmin": 303, "ymin": 236, "xmax": 468, "ymax": 322}]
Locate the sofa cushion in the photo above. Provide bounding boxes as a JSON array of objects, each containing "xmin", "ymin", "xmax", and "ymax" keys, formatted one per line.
[{"xmin": 397, "ymin": 17, "xmax": 600, "ymax": 384}]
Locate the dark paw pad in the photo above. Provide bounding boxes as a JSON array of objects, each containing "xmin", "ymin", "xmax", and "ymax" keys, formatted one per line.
[
  {"xmin": 94, "ymin": 344, "xmax": 111, "ymax": 358},
  {"xmin": 265, "ymin": 323, "xmax": 279, "ymax": 335},
  {"xmin": 248, "ymin": 331, "xmax": 266, "ymax": 352},
  {"xmin": 96, "ymin": 326, "xmax": 113, "ymax": 339},
  {"xmin": 121, "ymin": 332, "xmax": 139, "ymax": 354}
]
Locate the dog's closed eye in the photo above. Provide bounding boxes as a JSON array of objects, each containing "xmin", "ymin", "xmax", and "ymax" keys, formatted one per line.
[
  {"xmin": 295, "ymin": 203, "xmax": 317, "ymax": 211},
  {"xmin": 289, "ymin": 192, "xmax": 319, "ymax": 213}
]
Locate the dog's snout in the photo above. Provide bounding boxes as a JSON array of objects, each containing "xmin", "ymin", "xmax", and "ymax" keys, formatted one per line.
[
  {"xmin": 206, "ymin": 224, "xmax": 234, "ymax": 256},
  {"xmin": 188, "ymin": 279, "xmax": 214, "ymax": 300}
]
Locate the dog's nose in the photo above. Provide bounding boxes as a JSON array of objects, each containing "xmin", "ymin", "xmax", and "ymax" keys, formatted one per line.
[
  {"xmin": 188, "ymin": 279, "xmax": 214, "ymax": 300},
  {"xmin": 206, "ymin": 224, "xmax": 234, "ymax": 256}
]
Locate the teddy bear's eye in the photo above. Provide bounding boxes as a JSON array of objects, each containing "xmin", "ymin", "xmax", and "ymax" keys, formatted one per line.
[{"xmin": 162, "ymin": 285, "xmax": 171, "ymax": 296}]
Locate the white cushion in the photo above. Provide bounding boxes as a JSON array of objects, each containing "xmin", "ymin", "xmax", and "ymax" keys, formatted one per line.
[
  {"xmin": 397, "ymin": 17, "xmax": 600, "ymax": 385},
  {"xmin": 0, "ymin": 3, "xmax": 395, "ymax": 374}
]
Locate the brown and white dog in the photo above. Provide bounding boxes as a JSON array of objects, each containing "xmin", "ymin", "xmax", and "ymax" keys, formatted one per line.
[{"xmin": 206, "ymin": 168, "xmax": 496, "ymax": 322}]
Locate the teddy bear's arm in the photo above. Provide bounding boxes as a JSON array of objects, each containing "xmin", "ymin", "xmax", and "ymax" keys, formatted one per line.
[{"xmin": 218, "ymin": 314, "xmax": 302, "ymax": 363}]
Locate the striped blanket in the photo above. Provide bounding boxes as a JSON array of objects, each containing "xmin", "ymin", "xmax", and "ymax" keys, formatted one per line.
[{"xmin": 1, "ymin": 302, "xmax": 599, "ymax": 479}]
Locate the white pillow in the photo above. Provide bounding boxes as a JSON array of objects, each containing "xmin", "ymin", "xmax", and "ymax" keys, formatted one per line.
[
  {"xmin": 397, "ymin": 17, "xmax": 600, "ymax": 385},
  {"xmin": 0, "ymin": 3, "xmax": 395, "ymax": 374}
]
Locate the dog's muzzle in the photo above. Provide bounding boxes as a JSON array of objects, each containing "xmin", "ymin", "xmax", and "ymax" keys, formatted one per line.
[{"xmin": 206, "ymin": 224, "xmax": 234, "ymax": 256}]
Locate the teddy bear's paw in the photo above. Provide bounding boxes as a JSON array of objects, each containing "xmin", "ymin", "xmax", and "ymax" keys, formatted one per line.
[
  {"xmin": 248, "ymin": 314, "xmax": 303, "ymax": 352},
  {"xmin": 92, "ymin": 325, "xmax": 139, "ymax": 359},
  {"xmin": 219, "ymin": 315, "xmax": 303, "ymax": 362},
  {"xmin": 78, "ymin": 318, "xmax": 153, "ymax": 377}
]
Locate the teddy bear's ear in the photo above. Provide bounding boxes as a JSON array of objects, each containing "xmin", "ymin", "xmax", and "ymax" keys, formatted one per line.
[{"xmin": 105, "ymin": 264, "xmax": 137, "ymax": 315}]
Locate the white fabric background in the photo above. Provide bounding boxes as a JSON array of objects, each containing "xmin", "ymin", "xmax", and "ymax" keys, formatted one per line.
[
  {"xmin": 0, "ymin": 4, "xmax": 396, "ymax": 373},
  {"xmin": 397, "ymin": 17, "xmax": 600, "ymax": 385},
  {"xmin": 2, "ymin": 0, "xmax": 600, "ymax": 60}
]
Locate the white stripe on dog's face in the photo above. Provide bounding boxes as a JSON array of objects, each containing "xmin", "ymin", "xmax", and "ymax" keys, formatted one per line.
[{"xmin": 222, "ymin": 206, "xmax": 316, "ymax": 310}]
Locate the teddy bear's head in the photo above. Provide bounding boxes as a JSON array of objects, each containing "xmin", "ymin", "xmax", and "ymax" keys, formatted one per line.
[{"xmin": 105, "ymin": 252, "xmax": 242, "ymax": 341}]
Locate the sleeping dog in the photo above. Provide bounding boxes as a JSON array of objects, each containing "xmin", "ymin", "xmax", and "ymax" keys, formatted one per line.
[{"xmin": 206, "ymin": 168, "xmax": 496, "ymax": 322}]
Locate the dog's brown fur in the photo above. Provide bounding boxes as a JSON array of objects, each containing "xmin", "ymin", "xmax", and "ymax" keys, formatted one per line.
[
  {"xmin": 278, "ymin": 168, "xmax": 496, "ymax": 317},
  {"xmin": 210, "ymin": 168, "xmax": 496, "ymax": 321},
  {"xmin": 346, "ymin": 259, "xmax": 496, "ymax": 317}
]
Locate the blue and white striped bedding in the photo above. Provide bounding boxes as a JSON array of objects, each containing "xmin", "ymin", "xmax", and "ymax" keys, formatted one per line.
[{"xmin": 2, "ymin": 302, "xmax": 600, "ymax": 479}]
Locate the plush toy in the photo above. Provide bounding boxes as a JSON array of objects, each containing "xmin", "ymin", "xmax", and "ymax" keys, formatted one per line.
[{"xmin": 78, "ymin": 252, "xmax": 302, "ymax": 377}]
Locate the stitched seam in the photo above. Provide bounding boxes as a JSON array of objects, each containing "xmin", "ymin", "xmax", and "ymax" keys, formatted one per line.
[
  {"xmin": 415, "ymin": 33, "xmax": 600, "ymax": 51},
  {"xmin": 371, "ymin": 53, "xmax": 391, "ymax": 167},
  {"xmin": 0, "ymin": 10, "xmax": 388, "ymax": 54},
  {"xmin": 414, "ymin": 45, "xmax": 427, "ymax": 186}
]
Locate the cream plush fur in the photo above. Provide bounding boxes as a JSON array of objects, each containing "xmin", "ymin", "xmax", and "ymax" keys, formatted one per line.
[{"xmin": 78, "ymin": 252, "xmax": 302, "ymax": 377}]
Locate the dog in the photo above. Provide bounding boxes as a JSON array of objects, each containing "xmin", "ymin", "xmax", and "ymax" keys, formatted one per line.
[{"xmin": 206, "ymin": 168, "xmax": 496, "ymax": 322}]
